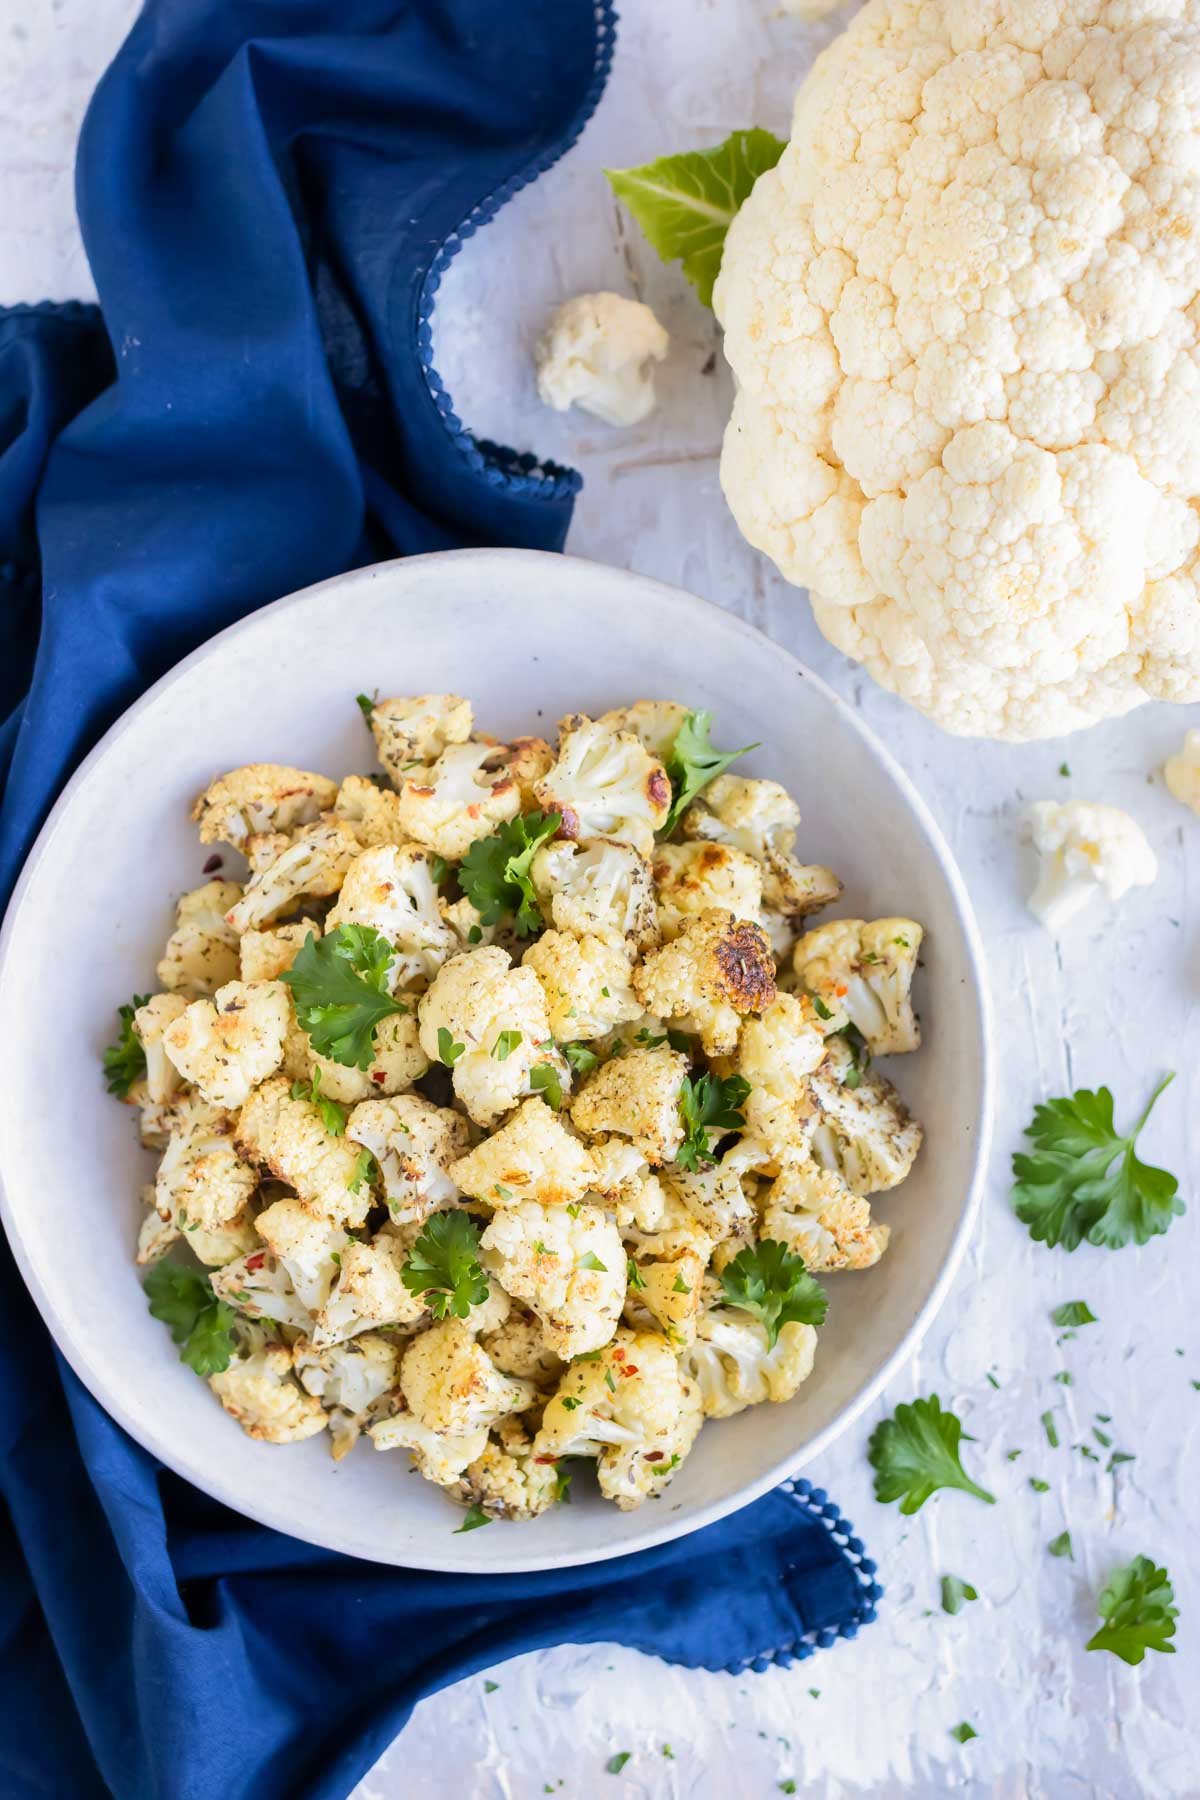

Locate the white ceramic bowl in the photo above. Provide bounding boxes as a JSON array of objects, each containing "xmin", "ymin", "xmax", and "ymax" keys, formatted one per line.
[{"xmin": 0, "ymin": 550, "xmax": 992, "ymax": 1572}]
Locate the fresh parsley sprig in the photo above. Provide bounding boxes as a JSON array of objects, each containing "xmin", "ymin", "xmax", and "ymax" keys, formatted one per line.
[
  {"xmin": 103, "ymin": 994, "xmax": 149, "ymax": 1096},
  {"xmin": 662, "ymin": 710, "xmax": 758, "ymax": 835},
  {"xmin": 401, "ymin": 1210, "xmax": 489, "ymax": 1320},
  {"xmin": 458, "ymin": 810, "xmax": 562, "ymax": 937},
  {"xmin": 718, "ymin": 1239, "xmax": 827, "ymax": 1347},
  {"xmin": 282, "ymin": 925, "xmax": 407, "ymax": 1070},
  {"xmin": 1012, "ymin": 1074, "xmax": 1182, "ymax": 1250},
  {"xmin": 1086, "ymin": 1556, "xmax": 1177, "ymax": 1664},
  {"xmin": 144, "ymin": 1261, "xmax": 236, "ymax": 1377},
  {"xmin": 868, "ymin": 1394, "xmax": 995, "ymax": 1514},
  {"xmin": 676, "ymin": 1071, "xmax": 750, "ymax": 1171}
]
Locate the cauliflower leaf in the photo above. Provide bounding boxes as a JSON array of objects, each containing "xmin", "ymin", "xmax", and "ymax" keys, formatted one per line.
[
  {"xmin": 868, "ymin": 1395, "xmax": 995, "ymax": 1515},
  {"xmin": 458, "ymin": 810, "xmax": 562, "ymax": 937},
  {"xmin": 663, "ymin": 710, "xmax": 758, "ymax": 834},
  {"xmin": 283, "ymin": 925, "xmax": 408, "ymax": 1070},
  {"xmin": 103, "ymin": 994, "xmax": 150, "ymax": 1096},
  {"xmin": 401, "ymin": 1210, "xmax": 490, "ymax": 1320},
  {"xmin": 606, "ymin": 130, "xmax": 786, "ymax": 308},
  {"xmin": 1012, "ymin": 1075, "xmax": 1182, "ymax": 1252},
  {"xmin": 144, "ymin": 1260, "xmax": 236, "ymax": 1376},
  {"xmin": 1086, "ymin": 1556, "xmax": 1178, "ymax": 1666},
  {"xmin": 718, "ymin": 1239, "xmax": 827, "ymax": 1348},
  {"xmin": 676, "ymin": 1071, "xmax": 750, "ymax": 1172}
]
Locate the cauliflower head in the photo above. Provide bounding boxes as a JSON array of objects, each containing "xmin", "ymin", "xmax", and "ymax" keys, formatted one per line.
[
  {"xmin": 449, "ymin": 1096, "xmax": 596, "ymax": 1210},
  {"xmin": 365, "ymin": 693, "xmax": 474, "ymax": 785},
  {"xmin": 534, "ymin": 715, "xmax": 671, "ymax": 854},
  {"xmin": 346, "ymin": 1092, "xmax": 468, "ymax": 1225},
  {"xmin": 534, "ymin": 292, "xmax": 669, "ymax": 428},
  {"xmin": 395, "ymin": 743, "xmax": 520, "ymax": 859},
  {"xmin": 1026, "ymin": 800, "xmax": 1157, "ymax": 931},
  {"xmin": 479, "ymin": 1199, "xmax": 626, "ymax": 1358},
  {"xmin": 400, "ymin": 1316, "xmax": 537, "ymax": 1435},
  {"xmin": 326, "ymin": 844, "xmax": 456, "ymax": 988},
  {"xmin": 156, "ymin": 881, "xmax": 243, "ymax": 996},
  {"xmin": 634, "ymin": 909, "xmax": 776, "ymax": 1056},
  {"xmin": 522, "ymin": 929, "xmax": 641, "ymax": 1040},
  {"xmin": 417, "ymin": 946, "xmax": 562, "ymax": 1128},
  {"xmin": 192, "ymin": 764, "xmax": 337, "ymax": 846},
  {"xmin": 531, "ymin": 836, "xmax": 659, "ymax": 950},
  {"xmin": 808, "ymin": 1041, "xmax": 922, "ymax": 1195},
  {"xmin": 716, "ymin": 2, "xmax": 1200, "ymax": 740},
  {"xmin": 162, "ymin": 980, "xmax": 289, "ymax": 1109},
  {"xmin": 793, "ymin": 918, "xmax": 924, "ymax": 1055},
  {"xmin": 569, "ymin": 1043, "xmax": 689, "ymax": 1166}
]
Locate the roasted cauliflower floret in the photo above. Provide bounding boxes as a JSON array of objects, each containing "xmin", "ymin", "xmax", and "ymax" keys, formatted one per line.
[
  {"xmin": 650, "ymin": 842, "xmax": 764, "ymax": 942},
  {"xmin": 311, "ymin": 1229, "xmax": 426, "ymax": 1347},
  {"xmin": 209, "ymin": 1342, "xmax": 329, "ymax": 1443},
  {"xmin": 664, "ymin": 1143, "xmax": 760, "ymax": 1244},
  {"xmin": 732, "ymin": 991, "xmax": 828, "ymax": 1167},
  {"xmin": 625, "ymin": 1246, "xmax": 706, "ymax": 1348},
  {"xmin": 346, "ymin": 1093, "xmax": 469, "ymax": 1225},
  {"xmin": 238, "ymin": 922, "xmax": 310, "ymax": 983},
  {"xmin": 534, "ymin": 715, "xmax": 670, "ymax": 854},
  {"xmin": 530, "ymin": 836, "xmax": 658, "ymax": 950},
  {"xmin": 569, "ymin": 1043, "xmax": 688, "ymax": 1166},
  {"xmin": 211, "ymin": 1245, "xmax": 316, "ymax": 1332},
  {"xmin": 808, "ymin": 1041, "xmax": 922, "ymax": 1196},
  {"xmin": 326, "ymin": 844, "xmax": 456, "ymax": 988},
  {"xmin": 224, "ymin": 818, "xmax": 360, "ymax": 933},
  {"xmin": 156, "ymin": 881, "xmax": 243, "ymax": 997},
  {"xmin": 596, "ymin": 700, "xmax": 690, "ymax": 760},
  {"xmin": 192, "ymin": 763, "xmax": 338, "ymax": 848},
  {"xmin": 479, "ymin": 1199, "xmax": 625, "ymax": 1358},
  {"xmin": 793, "ymin": 918, "xmax": 924, "ymax": 1056},
  {"xmin": 368, "ymin": 1410, "xmax": 488, "ymax": 1486},
  {"xmin": 634, "ymin": 910, "xmax": 776, "ymax": 1056},
  {"xmin": 305, "ymin": 1011, "xmax": 430, "ymax": 1107},
  {"xmin": 535, "ymin": 1329, "xmax": 702, "ymax": 1509},
  {"xmin": 449, "ymin": 1426, "xmax": 560, "ymax": 1520},
  {"xmin": 395, "ymin": 743, "xmax": 520, "ymax": 859},
  {"xmin": 683, "ymin": 774, "xmax": 841, "ymax": 918},
  {"xmin": 133, "ymin": 993, "xmax": 189, "ymax": 1103},
  {"xmin": 400, "ymin": 1316, "xmax": 537, "ymax": 1436},
  {"xmin": 332, "ymin": 774, "xmax": 409, "ymax": 849},
  {"xmin": 522, "ymin": 930, "xmax": 641, "ymax": 1041},
  {"xmin": 252, "ymin": 1197, "xmax": 349, "ymax": 1311},
  {"xmin": 293, "ymin": 1332, "xmax": 401, "ymax": 1459},
  {"xmin": 501, "ymin": 737, "xmax": 555, "ymax": 809},
  {"xmin": 235, "ymin": 1075, "xmax": 371, "ymax": 1227},
  {"xmin": 417, "ymin": 946, "xmax": 562, "ymax": 1129},
  {"xmin": 449, "ymin": 1097, "xmax": 595, "ymax": 1210},
  {"xmin": 685, "ymin": 1312, "xmax": 817, "ymax": 1419},
  {"xmin": 366, "ymin": 693, "xmax": 474, "ymax": 786},
  {"xmin": 615, "ymin": 1171, "xmax": 715, "ymax": 1263},
  {"xmin": 479, "ymin": 1307, "xmax": 566, "ymax": 1388},
  {"xmin": 156, "ymin": 1096, "xmax": 259, "ymax": 1231},
  {"xmin": 162, "ymin": 980, "xmax": 289, "ymax": 1109},
  {"xmin": 760, "ymin": 1156, "xmax": 889, "ymax": 1274}
]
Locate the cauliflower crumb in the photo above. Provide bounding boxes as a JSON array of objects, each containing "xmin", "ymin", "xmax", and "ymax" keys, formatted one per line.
[
  {"xmin": 535, "ymin": 292, "xmax": 669, "ymax": 428},
  {"xmin": 1026, "ymin": 801, "xmax": 1157, "ymax": 932}
]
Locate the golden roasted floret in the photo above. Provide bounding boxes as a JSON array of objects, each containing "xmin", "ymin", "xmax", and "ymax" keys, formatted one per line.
[
  {"xmin": 332, "ymin": 774, "xmax": 410, "ymax": 849},
  {"xmin": 326, "ymin": 843, "xmax": 457, "ymax": 988},
  {"xmin": 530, "ymin": 836, "xmax": 658, "ymax": 950},
  {"xmin": 400, "ymin": 1317, "xmax": 537, "ymax": 1436},
  {"xmin": 683, "ymin": 774, "xmax": 841, "ymax": 917},
  {"xmin": 479, "ymin": 1199, "xmax": 626, "ymax": 1359},
  {"xmin": 449, "ymin": 1096, "xmax": 595, "ymax": 1210},
  {"xmin": 395, "ymin": 744, "xmax": 520, "ymax": 859},
  {"xmin": 162, "ymin": 980, "xmax": 289, "ymax": 1109},
  {"xmin": 634, "ymin": 909, "xmax": 776, "ymax": 1056},
  {"xmin": 417, "ymin": 945, "xmax": 563, "ymax": 1129},
  {"xmin": 522, "ymin": 929, "xmax": 641, "ymax": 1041},
  {"xmin": 209, "ymin": 1342, "xmax": 329, "ymax": 1443},
  {"xmin": 133, "ymin": 993, "xmax": 189, "ymax": 1104},
  {"xmin": 793, "ymin": 918, "xmax": 924, "ymax": 1056},
  {"xmin": 760, "ymin": 1156, "xmax": 889, "ymax": 1273},
  {"xmin": 235, "ymin": 1075, "xmax": 372, "ymax": 1227},
  {"xmin": 156, "ymin": 880, "xmax": 243, "ymax": 997},
  {"xmin": 569, "ymin": 1043, "xmax": 689, "ymax": 1166},
  {"xmin": 808, "ymin": 1041, "xmax": 922, "ymax": 1195},
  {"xmin": 156, "ymin": 1095, "xmax": 259, "ymax": 1232},
  {"xmin": 192, "ymin": 763, "xmax": 338, "ymax": 847},
  {"xmin": 366, "ymin": 693, "xmax": 474, "ymax": 785},
  {"xmin": 534, "ymin": 714, "xmax": 671, "ymax": 854},
  {"xmin": 346, "ymin": 1092, "xmax": 469, "ymax": 1225},
  {"xmin": 225, "ymin": 818, "xmax": 360, "ymax": 933}
]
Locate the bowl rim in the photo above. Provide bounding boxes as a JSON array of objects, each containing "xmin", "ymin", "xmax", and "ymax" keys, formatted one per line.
[{"xmin": 0, "ymin": 547, "xmax": 994, "ymax": 1572}]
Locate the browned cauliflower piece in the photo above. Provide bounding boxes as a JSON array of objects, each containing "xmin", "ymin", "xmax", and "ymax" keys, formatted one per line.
[
  {"xmin": 633, "ymin": 910, "xmax": 776, "ymax": 1055},
  {"xmin": 192, "ymin": 763, "xmax": 337, "ymax": 847},
  {"xmin": 395, "ymin": 744, "xmax": 520, "ymax": 858},
  {"xmin": 156, "ymin": 1095, "xmax": 259, "ymax": 1231},
  {"xmin": 650, "ymin": 842, "xmax": 764, "ymax": 941},
  {"xmin": 346, "ymin": 1092, "xmax": 469, "ymax": 1225},
  {"xmin": 760, "ymin": 1156, "xmax": 890, "ymax": 1273},
  {"xmin": 400, "ymin": 1317, "xmax": 538, "ymax": 1435},
  {"xmin": 530, "ymin": 836, "xmax": 659, "ymax": 950},
  {"xmin": 569, "ymin": 1044, "xmax": 689, "ymax": 1166},
  {"xmin": 209, "ymin": 1341, "xmax": 329, "ymax": 1443},
  {"xmin": 156, "ymin": 881, "xmax": 243, "ymax": 996},
  {"xmin": 479, "ymin": 1306, "xmax": 567, "ymax": 1389},
  {"xmin": 682, "ymin": 774, "xmax": 842, "ymax": 918},
  {"xmin": 522, "ymin": 929, "xmax": 641, "ymax": 1040},
  {"xmin": 533, "ymin": 714, "xmax": 671, "ymax": 854},
  {"xmin": 449, "ymin": 1096, "xmax": 595, "ymax": 1209},
  {"xmin": 332, "ymin": 774, "xmax": 410, "ymax": 849},
  {"xmin": 162, "ymin": 980, "xmax": 289, "ymax": 1109},
  {"xmin": 133, "ymin": 993, "xmax": 189, "ymax": 1104},
  {"xmin": 224, "ymin": 818, "xmax": 360, "ymax": 933},
  {"xmin": 365, "ymin": 693, "xmax": 474, "ymax": 785},
  {"xmin": 235, "ymin": 1075, "xmax": 372, "ymax": 1227}
]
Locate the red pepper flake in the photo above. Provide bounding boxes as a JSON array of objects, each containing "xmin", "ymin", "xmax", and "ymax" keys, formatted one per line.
[
  {"xmin": 245, "ymin": 1252, "xmax": 266, "ymax": 1272},
  {"xmin": 370, "ymin": 1069, "xmax": 386, "ymax": 1085},
  {"xmin": 644, "ymin": 1450, "xmax": 664, "ymax": 1462},
  {"xmin": 202, "ymin": 853, "xmax": 223, "ymax": 874},
  {"xmin": 534, "ymin": 1454, "xmax": 558, "ymax": 1465}
]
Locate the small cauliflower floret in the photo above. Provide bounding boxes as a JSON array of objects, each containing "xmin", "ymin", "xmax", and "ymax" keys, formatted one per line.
[
  {"xmin": 534, "ymin": 1329, "xmax": 702, "ymax": 1509},
  {"xmin": 534, "ymin": 292, "xmax": 669, "ymax": 428},
  {"xmin": 325, "ymin": 844, "xmax": 457, "ymax": 988},
  {"xmin": 156, "ymin": 1096, "xmax": 258, "ymax": 1231},
  {"xmin": 479, "ymin": 1200, "xmax": 625, "ymax": 1358},
  {"xmin": 534, "ymin": 715, "xmax": 670, "ymax": 855},
  {"xmin": 760, "ymin": 1156, "xmax": 889, "ymax": 1274},
  {"xmin": 332, "ymin": 774, "xmax": 409, "ymax": 849},
  {"xmin": 312, "ymin": 1230, "xmax": 426, "ymax": 1347},
  {"xmin": 450, "ymin": 1097, "xmax": 595, "ymax": 1210},
  {"xmin": 682, "ymin": 775, "xmax": 841, "ymax": 919},
  {"xmin": 685, "ymin": 1312, "xmax": 817, "ymax": 1419},
  {"xmin": 732, "ymin": 992, "xmax": 827, "ymax": 1167},
  {"xmin": 588, "ymin": 1136, "xmax": 653, "ymax": 1204},
  {"xmin": 308, "ymin": 1011, "xmax": 430, "ymax": 1105},
  {"xmin": 133, "ymin": 994, "xmax": 189, "ymax": 1103},
  {"xmin": 293, "ymin": 1333, "xmax": 402, "ymax": 1459},
  {"xmin": 501, "ymin": 737, "xmax": 555, "ymax": 809},
  {"xmin": 400, "ymin": 1316, "xmax": 537, "ymax": 1436},
  {"xmin": 136, "ymin": 1196, "xmax": 180, "ymax": 1265},
  {"xmin": 625, "ymin": 1246, "xmax": 706, "ymax": 1349},
  {"xmin": 192, "ymin": 763, "xmax": 338, "ymax": 848},
  {"xmin": 369, "ymin": 1411, "xmax": 488, "ymax": 1487},
  {"xmin": 253, "ymin": 1197, "xmax": 348, "ymax": 1311},
  {"xmin": 596, "ymin": 700, "xmax": 690, "ymax": 760},
  {"xmin": 570, "ymin": 1044, "xmax": 688, "ymax": 1166},
  {"xmin": 417, "ymin": 946, "xmax": 562, "ymax": 1129},
  {"xmin": 808, "ymin": 1041, "xmax": 922, "ymax": 1196},
  {"xmin": 634, "ymin": 910, "xmax": 776, "ymax": 1056},
  {"xmin": 183, "ymin": 1206, "xmax": 260, "ymax": 1269},
  {"xmin": 793, "ymin": 919, "xmax": 924, "ymax": 1057},
  {"xmin": 366, "ymin": 694, "xmax": 474, "ymax": 787},
  {"xmin": 615, "ymin": 1172, "xmax": 715, "ymax": 1264},
  {"xmin": 1026, "ymin": 802, "xmax": 1157, "ymax": 933},
  {"xmin": 522, "ymin": 930, "xmax": 641, "ymax": 1041},
  {"xmin": 346, "ymin": 1093, "xmax": 468, "ymax": 1225},
  {"xmin": 395, "ymin": 743, "xmax": 520, "ymax": 859},
  {"xmin": 162, "ymin": 980, "xmax": 289, "ymax": 1109},
  {"xmin": 224, "ymin": 818, "xmax": 361, "ymax": 933},
  {"xmin": 440, "ymin": 893, "xmax": 502, "ymax": 951},
  {"xmin": 238, "ymin": 922, "xmax": 310, "ymax": 983},
  {"xmin": 212, "ymin": 1246, "xmax": 316, "ymax": 1332},
  {"xmin": 209, "ymin": 1342, "xmax": 328, "ymax": 1443},
  {"xmin": 450, "ymin": 1427, "xmax": 560, "ymax": 1520},
  {"xmin": 664, "ymin": 1143, "xmax": 758, "ymax": 1243},
  {"xmin": 1164, "ymin": 731, "xmax": 1200, "ymax": 816},
  {"xmin": 530, "ymin": 836, "xmax": 658, "ymax": 950},
  {"xmin": 156, "ymin": 881, "xmax": 243, "ymax": 996},
  {"xmin": 236, "ymin": 1075, "xmax": 371, "ymax": 1227},
  {"xmin": 480, "ymin": 1307, "xmax": 566, "ymax": 1388},
  {"xmin": 650, "ymin": 842, "xmax": 764, "ymax": 942}
]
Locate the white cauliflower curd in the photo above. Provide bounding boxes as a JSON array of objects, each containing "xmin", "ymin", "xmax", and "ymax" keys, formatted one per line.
[
  {"xmin": 1163, "ymin": 729, "xmax": 1200, "ymax": 814},
  {"xmin": 715, "ymin": 0, "xmax": 1200, "ymax": 740},
  {"xmin": 111, "ymin": 692, "xmax": 927, "ymax": 1529},
  {"xmin": 1025, "ymin": 800, "xmax": 1157, "ymax": 932},
  {"xmin": 534, "ymin": 292, "xmax": 670, "ymax": 427}
]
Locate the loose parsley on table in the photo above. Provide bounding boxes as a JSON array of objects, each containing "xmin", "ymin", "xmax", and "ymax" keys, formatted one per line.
[
  {"xmin": 1051, "ymin": 1300, "xmax": 1098, "ymax": 1327},
  {"xmin": 282, "ymin": 925, "xmax": 406, "ymax": 1069},
  {"xmin": 144, "ymin": 1261, "xmax": 236, "ymax": 1377},
  {"xmin": 718, "ymin": 1240, "xmax": 827, "ymax": 1347},
  {"xmin": 661, "ymin": 709, "xmax": 758, "ymax": 833},
  {"xmin": 103, "ymin": 994, "xmax": 149, "ymax": 1096},
  {"xmin": 676, "ymin": 1071, "xmax": 750, "ymax": 1171},
  {"xmin": 1086, "ymin": 1556, "xmax": 1177, "ymax": 1664},
  {"xmin": 940, "ymin": 1575, "xmax": 979, "ymax": 1616},
  {"xmin": 1048, "ymin": 1531, "xmax": 1074, "ymax": 1560},
  {"xmin": 401, "ymin": 1211, "xmax": 489, "ymax": 1320},
  {"xmin": 458, "ymin": 809, "xmax": 561, "ymax": 936},
  {"xmin": 868, "ymin": 1395, "xmax": 995, "ymax": 1514}
]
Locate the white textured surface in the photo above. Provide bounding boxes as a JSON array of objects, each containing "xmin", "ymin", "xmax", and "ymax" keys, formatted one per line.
[{"xmin": 2, "ymin": 0, "xmax": 1197, "ymax": 1794}]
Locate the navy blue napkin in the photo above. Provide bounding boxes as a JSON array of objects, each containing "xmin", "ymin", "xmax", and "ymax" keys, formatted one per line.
[{"xmin": 0, "ymin": 4, "xmax": 879, "ymax": 1795}]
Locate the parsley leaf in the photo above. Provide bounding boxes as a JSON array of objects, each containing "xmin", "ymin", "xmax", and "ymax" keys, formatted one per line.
[
  {"xmin": 144, "ymin": 1261, "xmax": 236, "ymax": 1377},
  {"xmin": 531, "ymin": 1063, "xmax": 564, "ymax": 1110},
  {"xmin": 661, "ymin": 709, "xmax": 758, "ymax": 834},
  {"xmin": 103, "ymin": 994, "xmax": 149, "ymax": 1096},
  {"xmin": 458, "ymin": 810, "xmax": 561, "ymax": 937},
  {"xmin": 1012, "ymin": 1074, "xmax": 1182, "ymax": 1250},
  {"xmin": 606, "ymin": 129, "xmax": 787, "ymax": 308},
  {"xmin": 562, "ymin": 1040, "xmax": 599, "ymax": 1076},
  {"xmin": 454, "ymin": 1503, "xmax": 491, "ymax": 1534},
  {"xmin": 577, "ymin": 1251, "xmax": 608, "ymax": 1273},
  {"xmin": 676, "ymin": 1071, "xmax": 750, "ymax": 1171},
  {"xmin": 627, "ymin": 1258, "xmax": 646, "ymax": 1291},
  {"xmin": 605, "ymin": 1752, "xmax": 631, "ymax": 1775},
  {"xmin": 868, "ymin": 1395, "xmax": 995, "ymax": 1514},
  {"xmin": 1048, "ymin": 1531, "xmax": 1074, "ymax": 1560},
  {"xmin": 356, "ymin": 692, "xmax": 375, "ymax": 723},
  {"xmin": 940, "ymin": 1575, "xmax": 979, "ymax": 1616},
  {"xmin": 349, "ymin": 1148, "xmax": 378, "ymax": 1195},
  {"xmin": 1086, "ymin": 1556, "xmax": 1177, "ymax": 1664},
  {"xmin": 282, "ymin": 926, "xmax": 406, "ymax": 1070},
  {"xmin": 289, "ymin": 1064, "xmax": 347, "ymax": 1136},
  {"xmin": 1051, "ymin": 1300, "xmax": 1098, "ymax": 1327},
  {"xmin": 950, "ymin": 1723, "xmax": 978, "ymax": 1745},
  {"xmin": 401, "ymin": 1211, "xmax": 489, "ymax": 1319},
  {"xmin": 491, "ymin": 1028, "xmax": 523, "ymax": 1062},
  {"xmin": 718, "ymin": 1238, "xmax": 827, "ymax": 1347}
]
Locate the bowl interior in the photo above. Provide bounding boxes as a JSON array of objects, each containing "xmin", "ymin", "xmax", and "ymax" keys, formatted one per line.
[{"xmin": 0, "ymin": 550, "xmax": 990, "ymax": 1571}]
